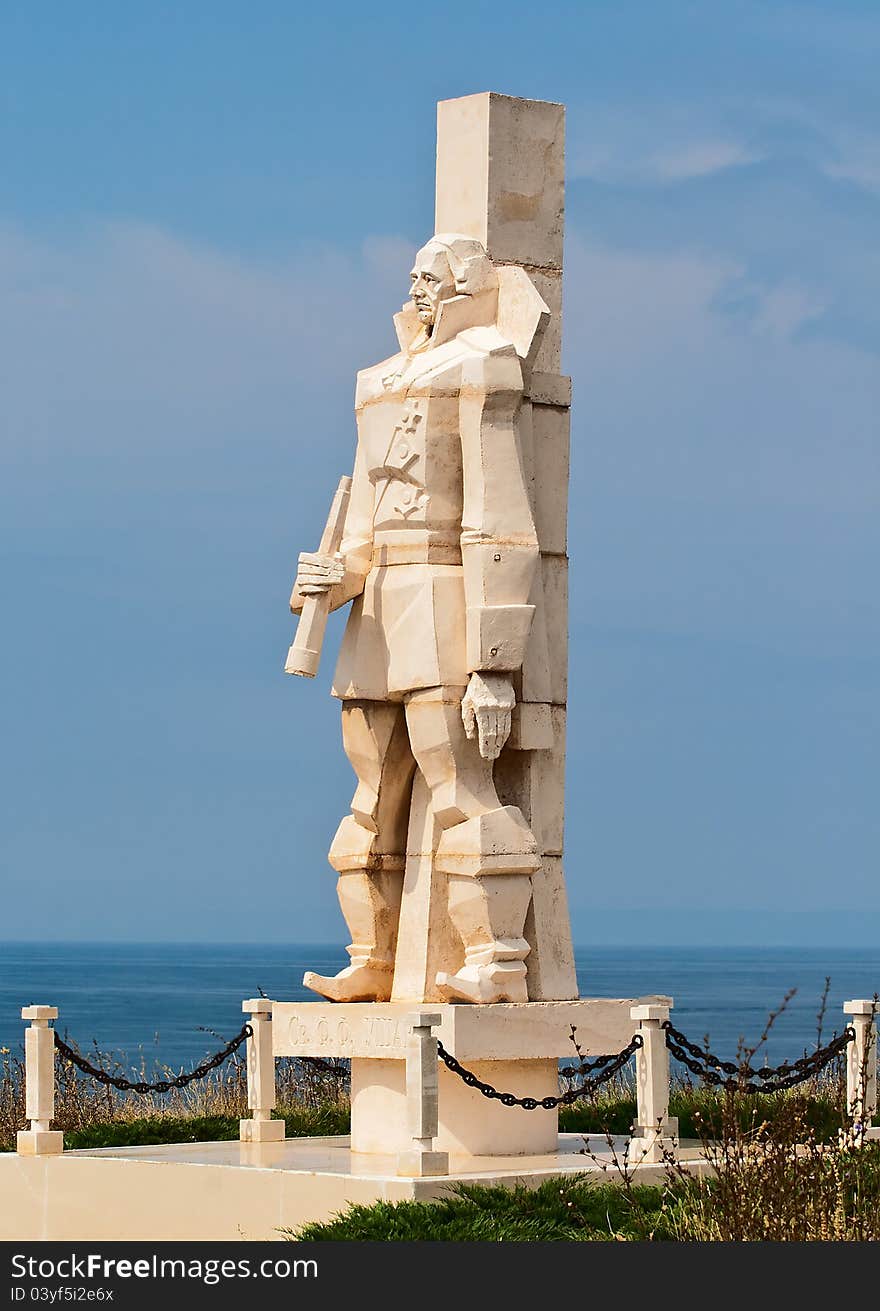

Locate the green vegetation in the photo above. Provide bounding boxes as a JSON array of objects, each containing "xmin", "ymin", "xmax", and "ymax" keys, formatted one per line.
[
  {"xmin": 294, "ymin": 1177, "xmax": 669, "ymax": 1241},
  {"xmin": 62, "ymin": 1115, "xmax": 240, "ymax": 1150},
  {"xmin": 1, "ymin": 1043, "xmax": 349, "ymax": 1152},
  {"xmin": 559, "ymin": 1086, "xmax": 843, "ymax": 1141},
  {"xmin": 291, "ymin": 1129, "xmax": 880, "ymax": 1243},
  {"xmin": 54, "ymin": 1103, "xmax": 350, "ymax": 1151}
]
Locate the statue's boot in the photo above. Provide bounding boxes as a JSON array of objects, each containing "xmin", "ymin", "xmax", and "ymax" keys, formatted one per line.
[
  {"xmin": 303, "ymin": 959, "xmax": 393, "ymax": 1003},
  {"xmin": 434, "ymin": 807, "xmax": 539, "ymax": 1005},
  {"xmin": 303, "ymin": 817, "xmax": 403, "ymax": 1003},
  {"xmin": 436, "ymin": 958, "xmax": 529, "ymax": 1005}
]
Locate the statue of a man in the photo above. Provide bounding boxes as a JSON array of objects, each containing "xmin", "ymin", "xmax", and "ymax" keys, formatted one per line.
[{"xmin": 290, "ymin": 234, "xmax": 541, "ymax": 1004}]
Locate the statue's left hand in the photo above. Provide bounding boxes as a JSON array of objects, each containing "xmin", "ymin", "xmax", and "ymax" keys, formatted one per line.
[{"xmin": 462, "ymin": 672, "xmax": 515, "ymax": 761}]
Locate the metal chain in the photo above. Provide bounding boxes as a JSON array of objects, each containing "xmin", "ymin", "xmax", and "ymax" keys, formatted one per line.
[
  {"xmin": 559, "ymin": 1050, "xmax": 634, "ymax": 1080},
  {"xmin": 662, "ymin": 1021, "xmax": 854, "ymax": 1095},
  {"xmin": 436, "ymin": 1033, "xmax": 643, "ymax": 1110},
  {"xmin": 54, "ymin": 1024, "xmax": 252, "ymax": 1094},
  {"xmin": 52, "ymin": 1013, "xmax": 854, "ymax": 1103},
  {"xmin": 299, "ymin": 1054, "xmax": 346, "ymax": 1075},
  {"xmin": 663, "ymin": 1021, "xmax": 851, "ymax": 1080}
]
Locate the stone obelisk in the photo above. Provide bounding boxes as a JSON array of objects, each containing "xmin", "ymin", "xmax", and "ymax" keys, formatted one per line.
[{"xmin": 388, "ymin": 93, "xmax": 577, "ymax": 1003}]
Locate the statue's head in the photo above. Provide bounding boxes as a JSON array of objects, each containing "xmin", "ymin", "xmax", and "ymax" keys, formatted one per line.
[{"xmin": 409, "ymin": 234, "xmax": 497, "ymax": 330}]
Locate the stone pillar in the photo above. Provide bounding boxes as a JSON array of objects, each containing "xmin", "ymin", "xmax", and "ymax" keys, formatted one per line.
[
  {"xmin": 844, "ymin": 999, "xmax": 878, "ymax": 1134},
  {"xmin": 630, "ymin": 1001, "xmax": 678, "ymax": 1164},
  {"xmin": 240, "ymin": 999, "xmax": 285, "ymax": 1143},
  {"xmin": 397, "ymin": 1012, "xmax": 449, "ymax": 1177},
  {"xmin": 428, "ymin": 91, "xmax": 576, "ymax": 1002},
  {"xmin": 16, "ymin": 1005, "xmax": 63, "ymax": 1155},
  {"xmin": 435, "ymin": 93, "xmax": 564, "ymax": 371}
]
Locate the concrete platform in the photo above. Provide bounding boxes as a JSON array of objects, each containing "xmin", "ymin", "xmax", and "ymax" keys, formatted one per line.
[{"xmin": 0, "ymin": 1134, "xmax": 708, "ymax": 1241}]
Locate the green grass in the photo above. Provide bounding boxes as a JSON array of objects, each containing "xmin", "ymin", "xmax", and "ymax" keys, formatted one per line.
[
  {"xmin": 559, "ymin": 1088, "xmax": 844, "ymax": 1141},
  {"xmin": 292, "ymin": 1177, "xmax": 670, "ymax": 1242},
  {"xmin": 559, "ymin": 1096, "xmax": 635, "ymax": 1135},
  {"xmin": 63, "ymin": 1115, "xmax": 240, "ymax": 1150},
  {"xmin": 6, "ymin": 1089, "xmax": 843, "ymax": 1154},
  {"xmin": 291, "ymin": 1138, "xmax": 880, "ymax": 1242},
  {"xmin": 58, "ymin": 1102, "xmax": 351, "ymax": 1151}
]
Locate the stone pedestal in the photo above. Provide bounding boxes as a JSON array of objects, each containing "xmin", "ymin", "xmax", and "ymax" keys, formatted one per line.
[
  {"xmin": 351, "ymin": 1056, "xmax": 558, "ymax": 1157},
  {"xmin": 274, "ymin": 998, "xmax": 657, "ymax": 1161}
]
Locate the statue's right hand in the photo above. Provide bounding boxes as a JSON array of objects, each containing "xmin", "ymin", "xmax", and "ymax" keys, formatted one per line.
[{"xmin": 294, "ymin": 551, "xmax": 346, "ymax": 597}]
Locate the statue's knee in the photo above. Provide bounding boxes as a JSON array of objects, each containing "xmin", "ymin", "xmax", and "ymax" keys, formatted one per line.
[
  {"xmin": 328, "ymin": 815, "xmax": 378, "ymax": 872},
  {"xmin": 434, "ymin": 805, "xmax": 540, "ymax": 877},
  {"xmin": 350, "ymin": 784, "xmax": 380, "ymax": 832},
  {"xmin": 329, "ymin": 814, "xmax": 407, "ymax": 876}
]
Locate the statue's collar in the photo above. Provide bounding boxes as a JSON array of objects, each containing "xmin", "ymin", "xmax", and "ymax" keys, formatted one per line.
[{"xmin": 393, "ymin": 287, "xmax": 498, "ymax": 355}]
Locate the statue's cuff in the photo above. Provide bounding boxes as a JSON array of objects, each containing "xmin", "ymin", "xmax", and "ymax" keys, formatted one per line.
[{"xmin": 466, "ymin": 605, "xmax": 535, "ymax": 673}]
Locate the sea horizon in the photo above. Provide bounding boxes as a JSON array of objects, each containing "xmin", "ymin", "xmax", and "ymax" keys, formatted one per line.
[{"xmin": 2, "ymin": 941, "xmax": 876, "ymax": 1074}]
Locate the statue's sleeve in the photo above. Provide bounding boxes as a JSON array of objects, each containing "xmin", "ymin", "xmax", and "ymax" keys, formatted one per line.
[
  {"xmin": 289, "ymin": 434, "xmax": 374, "ymax": 615},
  {"xmin": 459, "ymin": 346, "xmax": 539, "ymax": 675}
]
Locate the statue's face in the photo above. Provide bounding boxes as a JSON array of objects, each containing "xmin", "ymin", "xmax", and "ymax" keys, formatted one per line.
[{"xmin": 409, "ymin": 244, "xmax": 457, "ymax": 327}]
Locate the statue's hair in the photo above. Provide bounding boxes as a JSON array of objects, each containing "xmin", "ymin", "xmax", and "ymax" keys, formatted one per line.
[{"xmin": 422, "ymin": 233, "xmax": 497, "ymax": 296}]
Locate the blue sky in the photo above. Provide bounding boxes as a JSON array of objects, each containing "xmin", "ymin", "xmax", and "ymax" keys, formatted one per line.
[{"xmin": 1, "ymin": 2, "xmax": 878, "ymax": 945}]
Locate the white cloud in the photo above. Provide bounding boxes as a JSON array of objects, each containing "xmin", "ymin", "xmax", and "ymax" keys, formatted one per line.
[
  {"xmin": 564, "ymin": 232, "xmax": 879, "ymax": 518},
  {"xmin": 1, "ymin": 217, "xmax": 876, "ymax": 531},
  {"xmin": 0, "ymin": 223, "xmax": 414, "ymax": 464},
  {"xmin": 823, "ymin": 140, "xmax": 880, "ymax": 192},
  {"xmin": 568, "ymin": 93, "xmax": 880, "ymax": 199},
  {"xmin": 726, "ymin": 95, "xmax": 880, "ymax": 195},
  {"xmin": 650, "ymin": 140, "xmax": 762, "ymax": 181},
  {"xmin": 567, "ymin": 100, "xmax": 763, "ymax": 185},
  {"xmin": 748, "ymin": 283, "xmax": 826, "ymax": 340},
  {"xmin": 572, "ymin": 136, "xmax": 760, "ymax": 184}
]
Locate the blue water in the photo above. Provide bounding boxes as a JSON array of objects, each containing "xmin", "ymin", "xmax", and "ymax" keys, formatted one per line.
[{"xmin": 1, "ymin": 943, "xmax": 877, "ymax": 1073}]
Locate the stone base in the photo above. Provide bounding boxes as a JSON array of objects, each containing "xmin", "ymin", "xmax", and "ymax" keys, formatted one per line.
[
  {"xmin": 239, "ymin": 1118, "xmax": 285, "ymax": 1143},
  {"xmin": 273, "ymin": 998, "xmax": 657, "ymax": 1063},
  {"xmin": 0, "ymin": 1135, "xmax": 710, "ymax": 1241},
  {"xmin": 396, "ymin": 1148, "xmax": 450, "ymax": 1177},
  {"xmin": 274, "ymin": 997, "xmax": 666, "ymax": 1162},
  {"xmin": 629, "ymin": 1122, "xmax": 680, "ymax": 1165},
  {"xmin": 352, "ymin": 1056, "xmax": 558, "ymax": 1157},
  {"xmin": 16, "ymin": 1129, "xmax": 64, "ymax": 1156}
]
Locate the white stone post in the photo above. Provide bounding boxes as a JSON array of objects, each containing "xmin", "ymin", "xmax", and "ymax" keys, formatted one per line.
[
  {"xmin": 240, "ymin": 999, "xmax": 285, "ymax": 1143},
  {"xmin": 630, "ymin": 1001, "xmax": 678, "ymax": 1164},
  {"xmin": 16, "ymin": 1005, "xmax": 64, "ymax": 1155},
  {"xmin": 397, "ymin": 1012, "xmax": 449, "ymax": 1177},
  {"xmin": 844, "ymin": 1000, "xmax": 878, "ymax": 1138}
]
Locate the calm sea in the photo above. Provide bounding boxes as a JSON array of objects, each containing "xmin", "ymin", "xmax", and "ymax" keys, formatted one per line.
[{"xmin": 1, "ymin": 943, "xmax": 877, "ymax": 1073}]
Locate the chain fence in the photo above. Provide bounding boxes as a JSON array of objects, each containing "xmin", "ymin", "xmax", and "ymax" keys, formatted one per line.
[
  {"xmin": 436, "ymin": 1033, "xmax": 643, "ymax": 1110},
  {"xmin": 437, "ymin": 1022, "xmax": 859, "ymax": 1108},
  {"xmin": 661, "ymin": 1021, "xmax": 855, "ymax": 1095},
  {"xmin": 53, "ymin": 1025, "xmax": 252, "ymax": 1095},
  {"xmin": 51, "ymin": 1014, "xmax": 860, "ymax": 1107}
]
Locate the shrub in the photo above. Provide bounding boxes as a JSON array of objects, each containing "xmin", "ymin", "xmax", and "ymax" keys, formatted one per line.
[{"xmin": 291, "ymin": 1177, "xmax": 668, "ymax": 1242}]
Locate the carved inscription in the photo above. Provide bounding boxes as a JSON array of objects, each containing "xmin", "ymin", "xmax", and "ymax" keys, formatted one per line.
[
  {"xmin": 286, "ymin": 1013, "xmax": 353, "ymax": 1051},
  {"xmin": 363, "ymin": 1016, "xmax": 406, "ymax": 1051},
  {"xmin": 283, "ymin": 1009, "xmax": 406, "ymax": 1056}
]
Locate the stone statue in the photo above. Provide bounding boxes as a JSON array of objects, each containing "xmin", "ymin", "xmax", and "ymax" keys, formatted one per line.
[
  {"xmin": 289, "ymin": 233, "xmax": 545, "ymax": 1004},
  {"xmin": 277, "ymin": 95, "xmax": 586, "ymax": 1174}
]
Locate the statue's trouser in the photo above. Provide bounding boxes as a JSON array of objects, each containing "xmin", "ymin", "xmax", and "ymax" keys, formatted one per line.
[{"xmin": 305, "ymin": 686, "xmax": 539, "ymax": 1003}]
